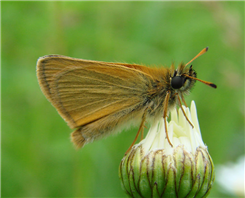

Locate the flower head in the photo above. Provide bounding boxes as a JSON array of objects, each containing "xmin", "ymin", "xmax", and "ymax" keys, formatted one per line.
[{"xmin": 119, "ymin": 101, "xmax": 215, "ymax": 198}]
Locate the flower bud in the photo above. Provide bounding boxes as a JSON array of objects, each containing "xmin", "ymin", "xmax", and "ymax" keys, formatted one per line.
[{"xmin": 119, "ymin": 101, "xmax": 215, "ymax": 198}]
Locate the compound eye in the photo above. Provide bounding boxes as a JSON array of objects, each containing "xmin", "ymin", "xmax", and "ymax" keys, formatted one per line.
[{"xmin": 171, "ymin": 76, "xmax": 185, "ymax": 89}]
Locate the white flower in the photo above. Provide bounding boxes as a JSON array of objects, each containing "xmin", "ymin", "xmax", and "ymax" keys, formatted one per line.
[
  {"xmin": 119, "ymin": 101, "xmax": 215, "ymax": 198},
  {"xmin": 141, "ymin": 100, "xmax": 205, "ymax": 155},
  {"xmin": 216, "ymin": 155, "xmax": 245, "ymax": 197}
]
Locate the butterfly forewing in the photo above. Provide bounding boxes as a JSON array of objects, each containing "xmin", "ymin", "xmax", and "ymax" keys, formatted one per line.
[{"xmin": 37, "ymin": 56, "xmax": 153, "ymax": 129}]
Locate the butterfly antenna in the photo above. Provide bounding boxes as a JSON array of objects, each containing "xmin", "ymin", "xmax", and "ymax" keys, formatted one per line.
[
  {"xmin": 185, "ymin": 47, "xmax": 208, "ymax": 67},
  {"xmin": 183, "ymin": 74, "xmax": 217, "ymax": 88}
]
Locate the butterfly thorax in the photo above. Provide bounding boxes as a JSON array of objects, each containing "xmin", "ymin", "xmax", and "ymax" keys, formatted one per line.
[{"xmin": 145, "ymin": 63, "xmax": 197, "ymax": 118}]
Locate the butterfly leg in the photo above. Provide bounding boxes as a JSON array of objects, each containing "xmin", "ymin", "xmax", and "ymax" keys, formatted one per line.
[
  {"xmin": 125, "ymin": 108, "xmax": 148, "ymax": 155},
  {"xmin": 141, "ymin": 124, "xmax": 148, "ymax": 140},
  {"xmin": 176, "ymin": 93, "xmax": 194, "ymax": 128},
  {"xmin": 180, "ymin": 92, "xmax": 188, "ymax": 107},
  {"xmin": 163, "ymin": 91, "xmax": 173, "ymax": 147}
]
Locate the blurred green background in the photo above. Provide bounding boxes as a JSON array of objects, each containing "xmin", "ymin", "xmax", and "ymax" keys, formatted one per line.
[{"xmin": 2, "ymin": 1, "xmax": 244, "ymax": 198}]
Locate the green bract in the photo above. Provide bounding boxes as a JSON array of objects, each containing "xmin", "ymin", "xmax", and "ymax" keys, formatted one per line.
[{"xmin": 119, "ymin": 101, "xmax": 215, "ymax": 198}]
